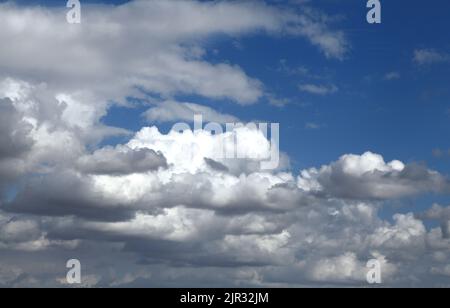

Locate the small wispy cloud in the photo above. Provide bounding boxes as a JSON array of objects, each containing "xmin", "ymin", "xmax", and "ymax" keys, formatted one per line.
[
  {"xmin": 267, "ymin": 94, "xmax": 291, "ymax": 108},
  {"xmin": 305, "ymin": 122, "xmax": 322, "ymax": 130},
  {"xmin": 299, "ymin": 83, "xmax": 338, "ymax": 95},
  {"xmin": 413, "ymin": 49, "xmax": 450, "ymax": 65},
  {"xmin": 384, "ymin": 71, "xmax": 401, "ymax": 81},
  {"xmin": 432, "ymin": 147, "xmax": 450, "ymax": 158}
]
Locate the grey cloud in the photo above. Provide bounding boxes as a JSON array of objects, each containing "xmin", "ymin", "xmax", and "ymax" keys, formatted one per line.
[
  {"xmin": 144, "ymin": 101, "xmax": 239, "ymax": 124},
  {"xmin": 299, "ymin": 152, "xmax": 448, "ymax": 200},
  {"xmin": 204, "ymin": 158, "xmax": 229, "ymax": 173},
  {"xmin": 77, "ymin": 146, "xmax": 167, "ymax": 175},
  {"xmin": 0, "ymin": 98, "xmax": 33, "ymax": 190},
  {"xmin": 0, "ymin": 218, "xmax": 41, "ymax": 245},
  {"xmin": 0, "ymin": 98, "xmax": 33, "ymax": 160},
  {"xmin": 24, "ymin": 200, "xmax": 450, "ymax": 287},
  {"xmin": 5, "ymin": 171, "xmax": 135, "ymax": 222},
  {"xmin": 416, "ymin": 204, "xmax": 450, "ymax": 238}
]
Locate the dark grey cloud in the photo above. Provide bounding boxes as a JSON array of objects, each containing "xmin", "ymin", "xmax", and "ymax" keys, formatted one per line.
[
  {"xmin": 0, "ymin": 98, "xmax": 33, "ymax": 160},
  {"xmin": 4, "ymin": 171, "xmax": 135, "ymax": 222},
  {"xmin": 0, "ymin": 98, "xmax": 33, "ymax": 190},
  {"xmin": 299, "ymin": 152, "xmax": 448, "ymax": 200},
  {"xmin": 77, "ymin": 146, "xmax": 167, "ymax": 175},
  {"xmin": 416, "ymin": 204, "xmax": 450, "ymax": 238}
]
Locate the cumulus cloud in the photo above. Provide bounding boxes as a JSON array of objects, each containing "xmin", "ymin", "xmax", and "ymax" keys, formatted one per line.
[
  {"xmin": 2, "ymin": 95, "xmax": 450, "ymax": 286},
  {"xmin": 298, "ymin": 152, "xmax": 448, "ymax": 200},
  {"xmin": 128, "ymin": 126, "xmax": 289, "ymax": 175},
  {"xmin": 2, "ymin": 110, "xmax": 449, "ymax": 286}
]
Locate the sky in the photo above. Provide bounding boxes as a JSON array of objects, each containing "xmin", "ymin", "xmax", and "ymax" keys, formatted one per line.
[{"xmin": 0, "ymin": 0, "xmax": 450, "ymax": 287}]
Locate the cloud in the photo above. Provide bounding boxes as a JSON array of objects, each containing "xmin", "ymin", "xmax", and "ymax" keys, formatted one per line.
[
  {"xmin": 1, "ymin": 75, "xmax": 450, "ymax": 287},
  {"xmin": 368, "ymin": 214, "xmax": 427, "ymax": 252},
  {"xmin": 0, "ymin": 216, "xmax": 41, "ymax": 246},
  {"xmin": 413, "ymin": 49, "xmax": 450, "ymax": 65},
  {"xmin": 0, "ymin": 98, "xmax": 33, "ymax": 160},
  {"xmin": 384, "ymin": 72, "xmax": 401, "ymax": 81},
  {"xmin": 128, "ymin": 125, "xmax": 290, "ymax": 175},
  {"xmin": 416, "ymin": 204, "xmax": 450, "ymax": 238},
  {"xmin": 1, "ymin": 1, "xmax": 450, "ymax": 288},
  {"xmin": 0, "ymin": 0, "xmax": 349, "ymax": 107},
  {"xmin": 0, "ymin": 98, "xmax": 33, "ymax": 187},
  {"xmin": 298, "ymin": 83, "xmax": 338, "ymax": 95},
  {"xmin": 77, "ymin": 145, "xmax": 167, "ymax": 175},
  {"xmin": 1, "ymin": 95, "xmax": 450, "ymax": 286},
  {"xmin": 307, "ymin": 252, "xmax": 371, "ymax": 283},
  {"xmin": 144, "ymin": 100, "xmax": 239, "ymax": 124},
  {"xmin": 298, "ymin": 152, "xmax": 448, "ymax": 200},
  {"xmin": 305, "ymin": 122, "xmax": 322, "ymax": 130},
  {"xmin": 1, "ymin": 108, "xmax": 448, "ymax": 285},
  {"xmin": 6, "ymin": 171, "xmax": 137, "ymax": 222},
  {"xmin": 286, "ymin": 8, "xmax": 349, "ymax": 60}
]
